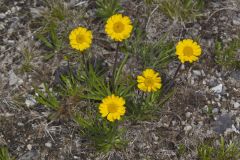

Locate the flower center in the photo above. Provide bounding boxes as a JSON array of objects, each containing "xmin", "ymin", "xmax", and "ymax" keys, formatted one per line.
[
  {"xmin": 144, "ymin": 77, "xmax": 154, "ymax": 87},
  {"xmin": 76, "ymin": 34, "xmax": 85, "ymax": 44},
  {"xmin": 107, "ymin": 103, "xmax": 118, "ymax": 113},
  {"xmin": 113, "ymin": 22, "xmax": 125, "ymax": 33},
  {"xmin": 183, "ymin": 46, "xmax": 194, "ymax": 57}
]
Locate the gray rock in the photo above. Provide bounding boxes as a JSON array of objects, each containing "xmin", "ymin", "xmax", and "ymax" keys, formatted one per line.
[
  {"xmin": 0, "ymin": 13, "xmax": 6, "ymax": 19},
  {"xmin": 185, "ymin": 112, "xmax": 191, "ymax": 118},
  {"xmin": 184, "ymin": 125, "xmax": 192, "ymax": 132},
  {"xmin": 213, "ymin": 114, "xmax": 232, "ymax": 134},
  {"xmin": 27, "ymin": 144, "xmax": 32, "ymax": 151},
  {"xmin": 233, "ymin": 102, "xmax": 240, "ymax": 109},
  {"xmin": 45, "ymin": 142, "xmax": 52, "ymax": 148},
  {"xmin": 208, "ymin": 78, "xmax": 218, "ymax": 87},
  {"xmin": 25, "ymin": 95, "xmax": 36, "ymax": 107},
  {"xmin": 192, "ymin": 70, "xmax": 202, "ymax": 76},
  {"xmin": 19, "ymin": 150, "xmax": 40, "ymax": 160},
  {"xmin": 230, "ymin": 70, "xmax": 240, "ymax": 80},
  {"xmin": 212, "ymin": 108, "xmax": 219, "ymax": 114},
  {"xmin": 17, "ymin": 122, "xmax": 24, "ymax": 126},
  {"xmin": 210, "ymin": 84, "xmax": 223, "ymax": 94},
  {"xmin": 8, "ymin": 70, "xmax": 23, "ymax": 86},
  {"xmin": 233, "ymin": 17, "xmax": 240, "ymax": 25}
]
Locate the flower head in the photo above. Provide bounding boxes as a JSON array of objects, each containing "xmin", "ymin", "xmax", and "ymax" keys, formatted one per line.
[
  {"xmin": 176, "ymin": 39, "xmax": 202, "ymax": 63},
  {"xmin": 105, "ymin": 14, "xmax": 133, "ymax": 42},
  {"xmin": 137, "ymin": 69, "xmax": 162, "ymax": 92},
  {"xmin": 99, "ymin": 94, "xmax": 126, "ymax": 122},
  {"xmin": 69, "ymin": 27, "xmax": 93, "ymax": 52}
]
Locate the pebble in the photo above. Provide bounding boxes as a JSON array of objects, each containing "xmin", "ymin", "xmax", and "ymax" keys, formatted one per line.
[
  {"xmin": 25, "ymin": 95, "xmax": 36, "ymax": 107},
  {"xmin": 0, "ymin": 13, "xmax": 6, "ymax": 19},
  {"xmin": 184, "ymin": 125, "xmax": 192, "ymax": 132},
  {"xmin": 208, "ymin": 78, "xmax": 218, "ymax": 87},
  {"xmin": 192, "ymin": 70, "xmax": 201, "ymax": 76},
  {"xmin": 212, "ymin": 108, "xmax": 219, "ymax": 114},
  {"xmin": 230, "ymin": 70, "xmax": 240, "ymax": 80},
  {"xmin": 27, "ymin": 144, "xmax": 32, "ymax": 151},
  {"xmin": 19, "ymin": 150, "xmax": 39, "ymax": 160},
  {"xmin": 8, "ymin": 70, "xmax": 24, "ymax": 86},
  {"xmin": 233, "ymin": 17, "xmax": 240, "ymax": 25},
  {"xmin": 210, "ymin": 84, "xmax": 223, "ymax": 94},
  {"xmin": 233, "ymin": 102, "xmax": 240, "ymax": 109},
  {"xmin": 185, "ymin": 112, "xmax": 191, "ymax": 118},
  {"xmin": 201, "ymin": 70, "xmax": 206, "ymax": 76},
  {"xmin": 213, "ymin": 114, "xmax": 232, "ymax": 134},
  {"xmin": 17, "ymin": 122, "xmax": 24, "ymax": 126},
  {"xmin": 45, "ymin": 142, "xmax": 52, "ymax": 148},
  {"xmin": 202, "ymin": 80, "xmax": 206, "ymax": 85}
]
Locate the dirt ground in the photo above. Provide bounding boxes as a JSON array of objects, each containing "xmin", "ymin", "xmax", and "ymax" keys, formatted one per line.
[{"xmin": 0, "ymin": 0, "xmax": 240, "ymax": 159}]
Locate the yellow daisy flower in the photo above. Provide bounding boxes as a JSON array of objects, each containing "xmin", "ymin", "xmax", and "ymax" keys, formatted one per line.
[
  {"xmin": 137, "ymin": 69, "xmax": 162, "ymax": 92},
  {"xmin": 99, "ymin": 94, "xmax": 126, "ymax": 122},
  {"xmin": 176, "ymin": 39, "xmax": 202, "ymax": 63},
  {"xmin": 105, "ymin": 14, "xmax": 133, "ymax": 42},
  {"xmin": 69, "ymin": 27, "xmax": 93, "ymax": 52}
]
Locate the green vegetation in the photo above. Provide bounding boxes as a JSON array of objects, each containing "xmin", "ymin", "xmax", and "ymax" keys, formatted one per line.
[
  {"xmin": 215, "ymin": 37, "xmax": 240, "ymax": 69},
  {"xmin": 96, "ymin": 0, "xmax": 122, "ymax": 20},
  {"xmin": 125, "ymin": 29, "xmax": 176, "ymax": 69},
  {"xmin": 0, "ymin": 147, "xmax": 14, "ymax": 160},
  {"xmin": 157, "ymin": 0, "xmax": 205, "ymax": 22},
  {"xmin": 198, "ymin": 137, "xmax": 240, "ymax": 160},
  {"xmin": 20, "ymin": 47, "xmax": 34, "ymax": 73},
  {"xmin": 32, "ymin": 0, "xmax": 202, "ymax": 153}
]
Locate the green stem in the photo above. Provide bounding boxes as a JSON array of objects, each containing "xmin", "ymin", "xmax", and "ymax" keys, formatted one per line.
[
  {"xmin": 82, "ymin": 53, "xmax": 88, "ymax": 74},
  {"xmin": 111, "ymin": 42, "xmax": 120, "ymax": 91}
]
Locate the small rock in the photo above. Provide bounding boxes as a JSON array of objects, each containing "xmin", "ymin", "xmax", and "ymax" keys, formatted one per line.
[
  {"xmin": 185, "ymin": 112, "xmax": 191, "ymax": 118},
  {"xmin": 233, "ymin": 17, "xmax": 240, "ymax": 25},
  {"xmin": 19, "ymin": 150, "xmax": 39, "ymax": 160},
  {"xmin": 201, "ymin": 70, "xmax": 206, "ymax": 77},
  {"xmin": 27, "ymin": 144, "xmax": 32, "ymax": 151},
  {"xmin": 17, "ymin": 122, "xmax": 24, "ymax": 126},
  {"xmin": 202, "ymin": 80, "xmax": 206, "ymax": 85},
  {"xmin": 192, "ymin": 70, "xmax": 201, "ymax": 76},
  {"xmin": 0, "ymin": 13, "xmax": 6, "ymax": 19},
  {"xmin": 45, "ymin": 142, "xmax": 52, "ymax": 148},
  {"xmin": 184, "ymin": 125, "xmax": 192, "ymax": 132},
  {"xmin": 213, "ymin": 114, "xmax": 232, "ymax": 134},
  {"xmin": 233, "ymin": 102, "xmax": 240, "ymax": 109},
  {"xmin": 8, "ymin": 70, "xmax": 23, "ymax": 86},
  {"xmin": 152, "ymin": 133, "xmax": 159, "ymax": 141},
  {"xmin": 212, "ymin": 108, "xmax": 219, "ymax": 114},
  {"xmin": 230, "ymin": 70, "xmax": 240, "ymax": 80},
  {"xmin": 25, "ymin": 95, "xmax": 36, "ymax": 107},
  {"xmin": 210, "ymin": 84, "xmax": 223, "ymax": 94},
  {"xmin": 208, "ymin": 78, "xmax": 218, "ymax": 87}
]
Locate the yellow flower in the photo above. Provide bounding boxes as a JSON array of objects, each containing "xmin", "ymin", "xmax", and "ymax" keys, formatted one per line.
[
  {"xmin": 137, "ymin": 69, "xmax": 162, "ymax": 92},
  {"xmin": 99, "ymin": 94, "xmax": 126, "ymax": 122},
  {"xmin": 176, "ymin": 39, "xmax": 202, "ymax": 63},
  {"xmin": 105, "ymin": 14, "xmax": 133, "ymax": 42},
  {"xmin": 69, "ymin": 27, "xmax": 93, "ymax": 52}
]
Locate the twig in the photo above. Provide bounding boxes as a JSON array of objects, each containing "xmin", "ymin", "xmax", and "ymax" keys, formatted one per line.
[
  {"xmin": 145, "ymin": 5, "xmax": 159, "ymax": 31},
  {"xmin": 206, "ymin": 7, "xmax": 238, "ymax": 22},
  {"xmin": 172, "ymin": 63, "xmax": 182, "ymax": 81}
]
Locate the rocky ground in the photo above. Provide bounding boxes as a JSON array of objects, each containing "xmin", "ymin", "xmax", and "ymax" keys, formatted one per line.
[{"xmin": 0, "ymin": 0, "xmax": 240, "ymax": 159}]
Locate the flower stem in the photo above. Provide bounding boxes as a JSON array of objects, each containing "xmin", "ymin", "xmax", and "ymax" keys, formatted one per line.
[
  {"xmin": 111, "ymin": 42, "xmax": 120, "ymax": 91},
  {"xmin": 172, "ymin": 63, "xmax": 182, "ymax": 80},
  {"xmin": 163, "ymin": 63, "xmax": 182, "ymax": 94},
  {"xmin": 82, "ymin": 53, "xmax": 88, "ymax": 73}
]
